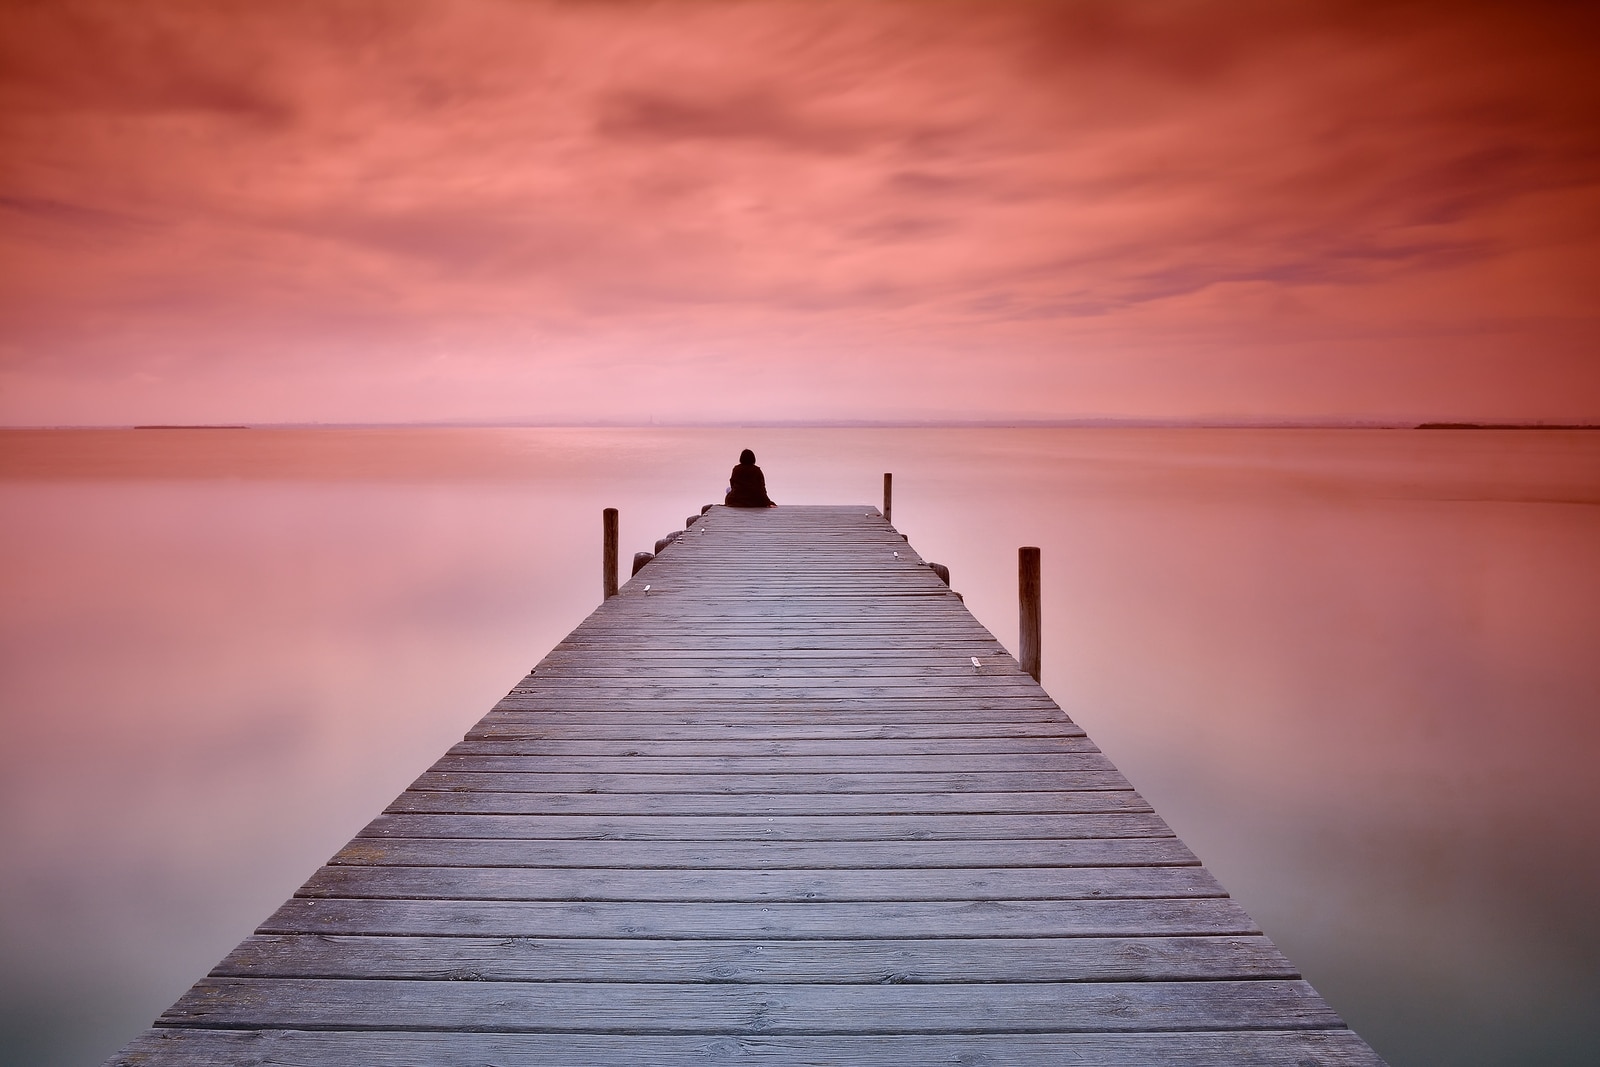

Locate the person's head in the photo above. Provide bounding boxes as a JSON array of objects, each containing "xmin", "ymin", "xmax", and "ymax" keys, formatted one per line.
[{"xmin": 739, "ymin": 449, "xmax": 756, "ymax": 465}]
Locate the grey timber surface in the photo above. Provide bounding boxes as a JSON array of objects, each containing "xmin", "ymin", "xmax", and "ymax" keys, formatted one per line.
[{"xmin": 108, "ymin": 505, "xmax": 1385, "ymax": 1066}]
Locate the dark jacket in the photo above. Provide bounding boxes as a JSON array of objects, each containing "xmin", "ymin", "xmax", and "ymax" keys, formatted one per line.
[{"xmin": 726, "ymin": 462, "xmax": 774, "ymax": 507}]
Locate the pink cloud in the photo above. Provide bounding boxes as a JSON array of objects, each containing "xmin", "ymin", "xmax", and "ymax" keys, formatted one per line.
[{"xmin": 1, "ymin": 0, "xmax": 1596, "ymax": 424}]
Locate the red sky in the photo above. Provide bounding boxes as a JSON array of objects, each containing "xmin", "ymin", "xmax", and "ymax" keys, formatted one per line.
[{"xmin": 2, "ymin": 0, "xmax": 1597, "ymax": 426}]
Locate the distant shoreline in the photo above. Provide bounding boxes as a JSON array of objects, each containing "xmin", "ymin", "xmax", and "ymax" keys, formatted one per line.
[{"xmin": 1415, "ymin": 422, "xmax": 1599, "ymax": 430}]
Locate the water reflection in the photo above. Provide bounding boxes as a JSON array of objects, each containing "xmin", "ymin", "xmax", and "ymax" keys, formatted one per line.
[{"xmin": 1, "ymin": 428, "xmax": 1597, "ymax": 1066}]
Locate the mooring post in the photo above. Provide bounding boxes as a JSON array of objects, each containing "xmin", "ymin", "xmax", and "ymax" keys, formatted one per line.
[
  {"xmin": 603, "ymin": 508, "xmax": 619, "ymax": 600},
  {"xmin": 883, "ymin": 473, "xmax": 893, "ymax": 524},
  {"xmin": 1019, "ymin": 546, "xmax": 1041, "ymax": 682}
]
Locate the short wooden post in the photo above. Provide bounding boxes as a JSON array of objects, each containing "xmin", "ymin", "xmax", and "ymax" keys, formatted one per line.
[
  {"xmin": 602, "ymin": 508, "xmax": 618, "ymax": 600},
  {"xmin": 883, "ymin": 473, "xmax": 893, "ymax": 524},
  {"xmin": 1019, "ymin": 546, "xmax": 1041, "ymax": 682}
]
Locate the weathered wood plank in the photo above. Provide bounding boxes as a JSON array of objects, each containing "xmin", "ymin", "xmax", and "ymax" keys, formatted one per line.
[
  {"xmin": 553, "ymin": 632, "xmax": 1007, "ymax": 644},
  {"xmin": 111, "ymin": 1028, "xmax": 1387, "ymax": 1067},
  {"xmin": 496, "ymin": 686, "xmax": 1051, "ymax": 700},
  {"xmin": 531, "ymin": 649, "xmax": 1028, "ymax": 663},
  {"xmin": 567, "ymin": 613, "xmax": 985, "ymax": 622},
  {"xmin": 217, "ymin": 933, "xmax": 1290, "ymax": 982},
  {"xmin": 462, "ymin": 720, "xmax": 1086, "ymax": 740},
  {"xmin": 257, "ymin": 897, "xmax": 1256, "ymax": 939},
  {"xmin": 296, "ymin": 863, "xmax": 1220, "ymax": 902},
  {"xmin": 489, "ymin": 697, "xmax": 1068, "ymax": 712},
  {"xmin": 478, "ymin": 707, "xmax": 1076, "ymax": 725},
  {"xmin": 329, "ymin": 837, "xmax": 1198, "ymax": 869},
  {"xmin": 408, "ymin": 769, "xmax": 1138, "ymax": 794},
  {"xmin": 357, "ymin": 811, "xmax": 1173, "ymax": 841},
  {"xmin": 160, "ymin": 977, "xmax": 1341, "ymax": 1032},
  {"xmin": 523, "ymin": 656, "xmax": 1026, "ymax": 669},
  {"xmin": 429, "ymin": 753, "xmax": 1119, "ymax": 774},
  {"xmin": 451, "ymin": 736, "xmax": 1096, "ymax": 755},
  {"xmin": 385, "ymin": 789, "xmax": 1147, "ymax": 816}
]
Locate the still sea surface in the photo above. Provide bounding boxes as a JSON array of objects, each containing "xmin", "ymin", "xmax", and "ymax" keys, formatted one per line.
[{"xmin": 1, "ymin": 426, "xmax": 1597, "ymax": 1066}]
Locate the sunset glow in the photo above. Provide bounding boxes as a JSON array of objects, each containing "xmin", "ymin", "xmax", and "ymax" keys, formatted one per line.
[{"xmin": 3, "ymin": 0, "xmax": 1597, "ymax": 426}]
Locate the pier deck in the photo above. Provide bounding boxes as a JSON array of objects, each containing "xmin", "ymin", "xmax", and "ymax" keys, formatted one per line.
[{"xmin": 111, "ymin": 505, "xmax": 1383, "ymax": 1065}]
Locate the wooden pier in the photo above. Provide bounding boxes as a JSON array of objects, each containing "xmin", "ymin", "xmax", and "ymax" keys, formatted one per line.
[{"xmin": 111, "ymin": 505, "xmax": 1384, "ymax": 1065}]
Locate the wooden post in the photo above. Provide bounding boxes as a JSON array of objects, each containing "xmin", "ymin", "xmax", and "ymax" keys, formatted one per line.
[
  {"xmin": 602, "ymin": 508, "xmax": 618, "ymax": 600},
  {"xmin": 1019, "ymin": 546, "xmax": 1041, "ymax": 682},
  {"xmin": 883, "ymin": 473, "xmax": 893, "ymax": 524}
]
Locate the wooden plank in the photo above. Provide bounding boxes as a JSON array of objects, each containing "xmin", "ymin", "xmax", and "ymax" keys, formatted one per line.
[
  {"xmin": 485, "ymin": 708, "xmax": 1072, "ymax": 723},
  {"xmin": 462, "ymin": 720, "xmax": 1086, "ymax": 740},
  {"xmin": 517, "ymin": 661, "xmax": 1024, "ymax": 672},
  {"xmin": 477, "ymin": 708, "xmax": 1077, "ymax": 726},
  {"xmin": 501, "ymin": 676, "xmax": 1046, "ymax": 687},
  {"xmin": 217, "ymin": 933, "xmax": 1290, "ymax": 982},
  {"xmin": 356, "ymin": 811, "xmax": 1175, "ymax": 841},
  {"xmin": 492, "ymin": 697, "xmax": 1067, "ymax": 712},
  {"xmin": 110, "ymin": 1029, "xmax": 1387, "ymax": 1066},
  {"xmin": 329, "ymin": 837, "xmax": 1199, "ymax": 869},
  {"xmin": 408, "ymin": 770, "xmax": 1138, "ymax": 794},
  {"xmin": 526, "ymin": 640, "xmax": 1015, "ymax": 651},
  {"xmin": 385, "ymin": 789, "xmax": 1148, "ymax": 816},
  {"xmin": 488, "ymin": 698, "xmax": 1068, "ymax": 713},
  {"xmin": 512, "ymin": 668, "xmax": 1036, "ymax": 684},
  {"xmin": 535, "ymin": 621, "xmax": 1009, "ymax": 632},
  {"xmin": 532, "ymin": 649, "xmax": 1028, "ymax": 662},
  {"xmin": 296, "ymin": 863, "xmax": 1222, "ymax": 902},
  {"xmin": 480, "ymin": 702, "xmax": 1073, "ymax": 718},
  {"xmin": 552, "ymin": 637, "xmax": 1008, "ymax": 647},
  {"xmin": 547, "ymin": 623, "xmax": 994, "ymax": 633},
  {"xmin": 429, "ymin": 753, "xmax": 1119, "ymax": 774},
  {"xmin": 161, "ymin": 977, "xmax": 1341, "ymax": 1032},
  {"xmin": 549, "ymin": 623, "xmax": 998, "ymax": 632},
  {"xmin": 508, "ymin": 680, "xmax": 1046, "ymax": 694},
  {"xmin": 257, "ymin": 896, "xmax": 1257, "ymax": 939},
  {"xmin": 448, "ymin": 737, "xmax": 1102, "ymax": 756}
]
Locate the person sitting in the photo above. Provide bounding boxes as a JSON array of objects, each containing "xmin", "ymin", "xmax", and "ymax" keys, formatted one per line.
[{"xmin": 724, "ymin": 448, "xmax": 776, "ymax": 507}]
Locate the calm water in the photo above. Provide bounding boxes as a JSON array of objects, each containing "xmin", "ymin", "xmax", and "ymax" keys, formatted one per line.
[{"xmin": 2, "ymin": 427, "xmax": 1597, "ymax": 1066}]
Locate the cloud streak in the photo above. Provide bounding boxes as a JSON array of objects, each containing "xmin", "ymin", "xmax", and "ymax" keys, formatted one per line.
[{"xmin": 1, "ymin": 0, "xmax": 1596, "ymax": 424}]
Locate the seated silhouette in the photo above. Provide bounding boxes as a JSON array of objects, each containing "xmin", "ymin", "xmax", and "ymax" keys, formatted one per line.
[{"xmin": 725, "ymin": 449, "xmax": 776, "ymax": 507}]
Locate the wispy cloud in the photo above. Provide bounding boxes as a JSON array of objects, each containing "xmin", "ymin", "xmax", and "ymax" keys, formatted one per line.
[{"xmin": 1, "ymin": 0, "xmax": 1596, "ymax": 424}]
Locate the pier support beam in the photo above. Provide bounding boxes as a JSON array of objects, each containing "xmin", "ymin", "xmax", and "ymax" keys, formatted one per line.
[
  {"xmin": 1019, "ymin": 546, "xmax": 1041, "ymax": 682},
  {"xmin": 602, "ymin": 508, "xmax": 618, "ymax": 600},
  {"xmin": 883, "ymin": 473, "xmax": 893, "ymax": 524}
]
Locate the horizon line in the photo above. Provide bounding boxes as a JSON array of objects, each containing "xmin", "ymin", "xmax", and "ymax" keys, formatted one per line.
[{"xmin": 5, "ymin": 418, "xmax": 1600, "ymax": 431}]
